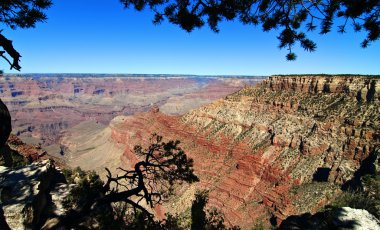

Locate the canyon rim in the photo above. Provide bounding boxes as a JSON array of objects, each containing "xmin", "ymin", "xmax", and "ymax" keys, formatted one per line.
[{"xmin": 1, "ymin": 74, "xmax": 379, "ymax": 229}]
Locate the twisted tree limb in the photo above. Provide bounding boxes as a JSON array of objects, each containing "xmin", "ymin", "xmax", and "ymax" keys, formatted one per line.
[
  {"xmin": 52, "ymin": 135, "xmax": 198, "ymax": 229},
  {"xmin": 0, "ymin": 33, "xmax": 21, "ymax": 71}
]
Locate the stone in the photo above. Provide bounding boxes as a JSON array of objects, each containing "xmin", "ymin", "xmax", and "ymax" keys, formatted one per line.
[
  {"xmin": 0, "ymin": 160, "xmax": 69, "ymax": 229},
  {"xmin": 333, "ymin": 207, "xmax": 380, "ymax": 230}
]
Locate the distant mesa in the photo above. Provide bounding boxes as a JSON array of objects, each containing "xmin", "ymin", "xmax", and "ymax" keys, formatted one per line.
[{"xmin": 0, "ymin": 74, "xmax": 263, "ymax": 148}]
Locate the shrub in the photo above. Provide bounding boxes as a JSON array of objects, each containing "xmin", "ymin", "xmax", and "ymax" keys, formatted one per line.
[
  {"xmin": 62, "ymin": 167, "xmax": 104, "ymax": 210},
  {"xmin": 330, "ymin": 172, "xmax": 379, "ymax": 218}
]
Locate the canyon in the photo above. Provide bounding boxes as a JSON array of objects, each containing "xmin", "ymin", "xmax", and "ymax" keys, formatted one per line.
[
  {"xmin": 1, "ymin": 74, "xmax": 379, "ymax": 228},
  {"xmin": 62, "ymin": 75, "xmax": 379, "ymax": 228},
  {"xmin": 0, "ymin": 74, "xmax": 262, "ymax": 156}
]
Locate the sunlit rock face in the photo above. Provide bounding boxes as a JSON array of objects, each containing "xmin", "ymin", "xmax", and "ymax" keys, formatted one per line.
[
  {"xmin": 0, "ymin": 160, "xmax": 69, "ymax": 230},
  {"xmin": 0, "ymin": 74, "xmax": 263, "ymax": 147},
  {"xmin": 4, "ymin": 74, "xmax": 378, "ymax": 228},
  {"xmin": 279, "ymin": 207, "xmax": 380, "ymax": 229},
  {"xmin": 106, "ymin": 75, "xmax": 379, "ymax": 228}
]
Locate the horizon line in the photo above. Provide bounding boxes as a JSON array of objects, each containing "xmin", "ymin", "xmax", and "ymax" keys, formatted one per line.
[{"xmin": 2, "ymin": 73, "xmax": 379, "ymax": 77}]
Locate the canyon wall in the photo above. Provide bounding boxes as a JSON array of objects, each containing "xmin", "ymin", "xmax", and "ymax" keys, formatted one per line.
[
  {"xmin": 108, "ymin": 75, "xmax": 379, "ymax": 228},
  {"xmin": 0, "ymin": 75, "xmax": 262, "ymax": 150}
]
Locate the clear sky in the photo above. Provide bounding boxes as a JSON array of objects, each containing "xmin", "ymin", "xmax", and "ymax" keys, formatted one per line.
[{"xmin": 2, "ymin": 0, "xmax": 379, "ymax": 75}]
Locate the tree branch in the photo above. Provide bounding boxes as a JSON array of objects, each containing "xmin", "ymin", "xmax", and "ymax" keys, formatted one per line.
[
  {"xmin": 125, "ymin": 199, "xmax": 154, "ymax": 221},
  {"xmin": 0, "ymin": 33, "xmax": 21, "ymax": 71}
]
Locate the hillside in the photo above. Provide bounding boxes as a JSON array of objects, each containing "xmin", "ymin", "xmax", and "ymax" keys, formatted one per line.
[{"xmin": 88, "ymin": 75, "xmax": 380, "ymax": 228}]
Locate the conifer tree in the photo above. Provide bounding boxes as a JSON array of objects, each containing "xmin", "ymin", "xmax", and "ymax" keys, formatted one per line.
[
  {"xmin": 120, "ymin": 0, "xmax": 380, "ymax": 60},
  {"xmin": 0, "ymin": 0, "xmax": 52, "ymax": 70}
]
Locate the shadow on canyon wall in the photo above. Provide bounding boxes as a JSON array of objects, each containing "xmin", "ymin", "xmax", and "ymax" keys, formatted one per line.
[{"xmin": 280, "ymin": 150, "xmax": 379, "ymax": 229}]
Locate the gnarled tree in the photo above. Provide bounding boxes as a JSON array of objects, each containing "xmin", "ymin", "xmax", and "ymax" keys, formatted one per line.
[
  {"xmin": 58, "ymin": 134, "xmax": 198, "ymax": 228},
  {"xmin": 120, "ymin": 0, "xmax": 380, "ymax": 60}
]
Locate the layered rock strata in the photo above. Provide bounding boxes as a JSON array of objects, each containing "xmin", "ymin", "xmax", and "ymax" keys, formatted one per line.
[
  {"xmin": 107, "ymin": 75, "xmax": 379, "ymax": 228},
  {"xmin": 0, "ymin": 75, "xmax": 262, "ymax": 147}
]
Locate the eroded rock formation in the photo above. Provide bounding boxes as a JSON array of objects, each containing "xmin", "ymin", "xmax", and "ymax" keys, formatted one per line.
[
  {"xmin": 0, "ymin": 75, "xmax": 262, "ymax": 148},
  {"xmin": 104, "ymin": 75, "xmax": 379, "ymax": 228},
  {"xmin": 279, "ymin": 207, "xmax": 380, "ymax": 230},
  {"xmin": 0, "ymin": 160, "xmax": 69, "ymax": 229}
]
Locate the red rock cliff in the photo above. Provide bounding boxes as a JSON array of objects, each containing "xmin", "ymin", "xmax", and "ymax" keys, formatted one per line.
[{"xmin": 110, "ymin": 75, "xmax": 380, "ymax": 228}]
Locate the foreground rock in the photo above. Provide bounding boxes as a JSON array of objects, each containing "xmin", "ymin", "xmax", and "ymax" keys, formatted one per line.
[
  {"xmin": 336, "ymin": 207, "xmax": 380, "ymax": 230},
  {"xmin": 280, "ymin": 207, "xmax": 380, "ymax": 230},
  {"xmin": 103, "ymin": 75, "xmax": 379, "ymax": 228},
  {"xmin": 0, "ymin": 160, "xmax": 69, "ymax": 229}
]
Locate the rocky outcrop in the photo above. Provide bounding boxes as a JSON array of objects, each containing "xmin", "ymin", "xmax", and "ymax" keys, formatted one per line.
[
  {"xmin": 263, "ymin": 75, "xmax": 380, "ymax": 102},
  {"xmin": 108, "ymin": 75, "xmax": 379, "ymax": 228},
  {"xmin": 6, "ymin": 134, "xmax": 48, "ymax": 162},
  {"xmin": 335, "ymin": 207, "xmax": 380, "ymax": 230},
  {"xmin": 0, "ymin": 160, "xmax": 68, "ymax": 229},
  {"xmin": 279, "ymin": 207, "xmax": 380, "ymax": 230},
  {"xmin": 0, "ymin": 98, "xmax": 11, "ymax": 147}
]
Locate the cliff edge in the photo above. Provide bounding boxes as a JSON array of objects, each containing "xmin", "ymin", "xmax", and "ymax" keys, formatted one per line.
[{"xmin": 79, "ymin": 75, "xmax": 379, "ymax": 228}]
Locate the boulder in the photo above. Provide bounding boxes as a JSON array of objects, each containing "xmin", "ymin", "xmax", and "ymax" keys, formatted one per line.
[
  {"xmin": 333, "ymin": 207, "xmax": 380, "ymax": 230},
  {"xmin": 0, "ymin": 160, "xmax": 66, "ymax": 229}
]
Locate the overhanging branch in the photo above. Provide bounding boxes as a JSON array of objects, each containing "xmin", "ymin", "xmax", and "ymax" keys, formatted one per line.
[{"xmin": 0, "ymin": 33, "xmax": 21, "ymax": 71}]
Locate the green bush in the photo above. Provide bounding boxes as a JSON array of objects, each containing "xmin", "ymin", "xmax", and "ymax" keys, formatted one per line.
[
  {"xmin": 331, "ymin": 191, "xmax": 378, "ymax": 217},
  {"xmin": 62, "ymin": 167, "xmax": 104, "ymax": 210},
  {"xmin": 330, "ymin": 173, "xmax": 380, "ymax": 218}
]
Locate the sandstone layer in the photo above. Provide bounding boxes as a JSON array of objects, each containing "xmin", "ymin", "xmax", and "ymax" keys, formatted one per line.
[{"xmin": 105, "ymin": 75, "xmax": 379, "ymax": 228}]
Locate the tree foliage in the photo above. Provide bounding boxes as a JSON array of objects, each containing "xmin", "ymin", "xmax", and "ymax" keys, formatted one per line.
[
  {"xmin": 62, "ymin": 167, "xmax": 105, "ymax": 211},
  {"xmin": 331, "ymin": 172, "xmax": 380, "ymax": 218},
  {"xmin": 0, "ymin": 0, "xmax": 52, "ymax": 70},
  {"xmin": 190, "ymin": 190, "xmax": 240, "ymax": 230},
  {"xmin": 120, "ymin": 0, "xmax": 380, "ymax": 60},
  {"xmin": 96, "ymin": 190, "xmax": 240, "ymax": 229}
]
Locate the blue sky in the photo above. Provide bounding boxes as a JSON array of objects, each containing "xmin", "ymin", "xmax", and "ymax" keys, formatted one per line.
[{"xmin": 2, "ymin": 0, "xmax": 379, "ymax": 75}]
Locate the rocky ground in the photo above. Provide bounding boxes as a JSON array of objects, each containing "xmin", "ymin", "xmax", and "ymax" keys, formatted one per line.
[{"xmin": 1, "ymin": 156, "xmax": 378, "ymax": 229}]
